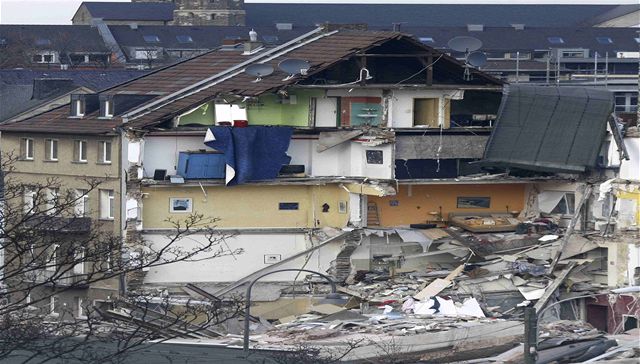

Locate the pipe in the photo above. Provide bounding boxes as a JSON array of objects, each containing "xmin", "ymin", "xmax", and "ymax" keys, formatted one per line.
[{"xmin": 243, "ymin": 268, "xmax": 337, "ymax": 352}]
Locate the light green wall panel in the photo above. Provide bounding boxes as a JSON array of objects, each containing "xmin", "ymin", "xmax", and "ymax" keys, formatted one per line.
[{"xmin": 246, "ymin": 90, "xmax": 324, "ymax": 126}]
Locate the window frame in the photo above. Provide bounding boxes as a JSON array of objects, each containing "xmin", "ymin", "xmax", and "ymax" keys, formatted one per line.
[
  {"xmin": 98, "ymin": 141, "xmax": 112, "ymax": 164},
  {"xmin": 74, "ymin": 140, "xmax": 88, "ymax": 162},
  {"xmin": 21, "ymin": 138, "xmax": 34, "ymax": 160},
  {"xmin": 99, "ymin": 189, "xmax": 115, "ymax": 220},
  {"xmin": 73, "ymin": 248, "xmax": 85, "ymax": 274},
  {"xmin": 23, "ymin": 189, "xmax": 37, "ymax": 214},
  {"xmin": 45, "ymin": 138, "xmax": 58, "ymax": 161},
  {"xmin": 46, "ymin": 244, "xmax": 59, "ymax": 272},
  {"xmin": 75, "ymin": 189, "xmax": 89, "ymax": 217}
]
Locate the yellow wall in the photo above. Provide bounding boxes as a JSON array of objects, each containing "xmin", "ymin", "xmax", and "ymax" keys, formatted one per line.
[
  {"xmin": 142, "ymin": 184, "xmax": 350, "ymax": 229},
  {"xmin": 370, "ymin": 184, "xmax": 526, "ymax": 227}
]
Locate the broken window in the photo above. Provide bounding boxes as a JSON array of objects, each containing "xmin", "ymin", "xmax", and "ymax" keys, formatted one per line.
[
  {"xmin": 366, "ymin": 150, "xmax": 383, "ymax": 164},
  {"xmin": 538, "ymin": 191, "xmax": 575, "ymax": 215}
]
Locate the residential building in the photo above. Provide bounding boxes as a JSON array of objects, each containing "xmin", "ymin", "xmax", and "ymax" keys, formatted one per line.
[
  {"xmin": 0, "ymin": 94, "xmax": 123, "ymax": 317},
  {"xmin": 2, "ymin": 27, "xmax": 636, "ymax": 331},
  {"xmin": 0, "ymin": 25, "xmax": 112, "ymax": 70}
]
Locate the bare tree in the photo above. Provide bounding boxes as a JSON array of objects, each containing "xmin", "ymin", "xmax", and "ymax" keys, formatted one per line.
[{"xmin": 0, "ymin": 152, "xmax": 244, "ymax": 363}]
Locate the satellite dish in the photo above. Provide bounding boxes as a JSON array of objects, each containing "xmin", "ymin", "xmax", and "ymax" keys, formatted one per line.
[
  {"xmin": 447, "ymin": 36, "xmax": 483, "ymax": 52},
  {"xmin": 467, "ymin": 51, "xmax": 487, "ymax": 67},
  {"xmin": 278, "ymin": 59, "xmax": 310, "ymax": 81},
  {"xmin": 244, "ymin": 63, "xmax": 274, "ymax": 82}
]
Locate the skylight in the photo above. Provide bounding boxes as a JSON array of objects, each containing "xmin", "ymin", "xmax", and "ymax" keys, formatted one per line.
[
  {"xmin": 176, "ymin": 35, "xmax": 193, "ymax": 44},
  {"xmin": 635, "ymin": 37, "xmax": 640, "ymax": 44},
  {"xmin": 419, "ymin": 37, "xmax": 435, "ymax": 44},
  {"xmin": 35, "ymin": 38, "xmax": 51, "ymax": 46},
  {"xmin": 262, "ymin": 35, "xmax": 279, "ymax": 44},
  {"xmin": 596, "ymin": 37, "xmax": 613, "ymax": 45},
  {"xmin": 547, "ymin": 37, "xmax": 564, "ymax": 44},
  {"xmin": 143, "ymin": 35, "xmax": 160, "ymax": 43}
]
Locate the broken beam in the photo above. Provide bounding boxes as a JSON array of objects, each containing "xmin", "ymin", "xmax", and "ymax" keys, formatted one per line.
[
  {"xmin": 549, "ymin": 185, "xmax": 593, "ymax": 271},
  {"xmin": 533, "ymin": 261, "xmax": 578, "ymax": 313}
]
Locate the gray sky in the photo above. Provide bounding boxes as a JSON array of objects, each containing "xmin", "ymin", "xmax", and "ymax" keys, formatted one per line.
[{"xmin": 0, "ymin": 0, "xmax": 636, "ymax": 25}]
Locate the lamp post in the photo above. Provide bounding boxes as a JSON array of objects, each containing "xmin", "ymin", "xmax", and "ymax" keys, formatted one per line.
[
  {"xmin": 242, "ymin": 268, "xmax": 340, "ymax": 353},
  {"xmin": 523, "ymin": 286, "xmax": 640, "ymax": 364}
]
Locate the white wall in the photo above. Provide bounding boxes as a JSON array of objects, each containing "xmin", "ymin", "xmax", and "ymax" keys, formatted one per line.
[
  {"xmin": 389, "ymin": 89, "xmax": 463, "ymax": 128},
  {"xmin": 288, "ymin": 137, "xmax": 393, "ymax": 179},
  {"xmin": 142, "ymin": 135, "xmax": 207, "ymax": 177},
  {"xmin": 143, "ymin": 232, "xmax": 343, "ymax": 283}
]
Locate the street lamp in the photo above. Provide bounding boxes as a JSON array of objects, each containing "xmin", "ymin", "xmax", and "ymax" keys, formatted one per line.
[
  {"xmin": 524, "ymin": 286, "xmax": 640, "ymax": 364},
  {"xmin": 242, "ymin": 268, "xmax": 341, "ymax": 352}
]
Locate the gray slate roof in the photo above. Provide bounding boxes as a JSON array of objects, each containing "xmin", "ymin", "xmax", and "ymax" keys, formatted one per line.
[
  {"xmin": 81, "ymin": 1, "xmax": 175, "ymax": 22},
  {"xmin": 389, "ymin": 26, "xmax": 640, "ymax": 55},
  {"xmin": 244, "ymin": 4, "xmax": 624, "ymax": 28},
  {"xmin": 107, "ymin": 25, "xmax": 314, "ymax": 50},
  {"xmin": 0, "ymin": 70, "xmax": 148, "ymax": 91},
  {"xmin": 0, "ymin": 25, "xmax": 109, "ymax": 53}
]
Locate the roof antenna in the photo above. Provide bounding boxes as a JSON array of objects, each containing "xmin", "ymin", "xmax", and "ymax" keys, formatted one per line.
[{"xmin": 447, "ymin": 36, "xmax": 483, "ymax": 81}]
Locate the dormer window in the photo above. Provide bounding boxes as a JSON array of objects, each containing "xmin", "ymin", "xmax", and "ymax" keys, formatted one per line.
[
  {"xmin": 72, "ymin": 98, "xmax": 85, "ymax": 117},
  {"xmin": 101, "ymin": 97, "xmax": 114, "ymax": 118}
]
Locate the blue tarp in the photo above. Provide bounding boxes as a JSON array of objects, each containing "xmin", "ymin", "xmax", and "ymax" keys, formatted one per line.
[{"xmin": 204, "ymin": 126, "xmax": 293, "ymax": 185}]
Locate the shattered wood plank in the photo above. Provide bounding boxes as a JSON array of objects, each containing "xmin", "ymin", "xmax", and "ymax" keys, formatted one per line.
[
  {"xmin": 533, "ymin": 261, "xmax": 578, "ymax": 313},
  {"xmin": 414, "ymin": 264, "xmax": 465, "ymax": 300},
  {"xmin": 549, "ymin": 185, "xmax": 592, "ymax": 271}
]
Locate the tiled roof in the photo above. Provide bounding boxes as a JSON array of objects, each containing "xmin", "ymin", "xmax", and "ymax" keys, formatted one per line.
[
  {"xmin": 81, "ymin": 1, "xmax": 175, "ymax": 22},
  {"xmin": 3, "ymin": 29, "xmax": 502, "ymax": 135}
]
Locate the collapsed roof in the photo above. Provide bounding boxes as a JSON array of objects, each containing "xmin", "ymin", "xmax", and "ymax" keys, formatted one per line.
[{"xmin": 481, "ymin": 85, "xmax": 613, "ymax": 173}]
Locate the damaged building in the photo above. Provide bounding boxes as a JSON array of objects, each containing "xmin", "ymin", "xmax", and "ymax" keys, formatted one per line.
[{"xmin": 1, "ymin": 25, "xmax": 638, "ymax": 361}]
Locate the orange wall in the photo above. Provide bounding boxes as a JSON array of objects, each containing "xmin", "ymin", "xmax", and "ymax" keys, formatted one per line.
[{"xmin": 370, "ymin": 184, "xmax": 526, "ymax": 227}]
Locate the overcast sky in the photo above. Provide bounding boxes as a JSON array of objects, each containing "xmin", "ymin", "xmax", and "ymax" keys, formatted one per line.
[{"xmin": 0, "ymin": 0, "xmax": 636, "ymax": 25}]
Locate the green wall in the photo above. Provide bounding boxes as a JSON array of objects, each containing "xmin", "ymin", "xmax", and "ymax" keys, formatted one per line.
[
  {"xmin": 179, "ymin": 102, "xmax": 215, "ymax": 126},
  {"xmin": 246, "ymin": 90, "xmax": 324, "ymax": 126}
]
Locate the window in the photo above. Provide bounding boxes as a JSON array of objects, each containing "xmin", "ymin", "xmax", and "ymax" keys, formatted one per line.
[
  {"xmin": 547, "ymin": 37, "xmax": 564, "ymax": 44},
  {"xmin": 32, "ymin": 52, "xmax": 56, "ymax": 63},
  {"xmin": 98, "ymin": 141, "xmax": 112, "ymax": 164},
  {"xmin": 45, "ymin": 139, "xmax": 58, "ymax": 161},
  {"xmin": 72, "ymin": 99, "xmax": 85, "ymax": 117},
  {"xmin": 561, "ymin": 50, "xmax": 585, "ymax": 59},
  {"xmin": 20, "ymin": 138, "xmax": 34, "ymax": 160},
  {"xmin": 102, "ymin": 99, "xmax": 113, "ymax": 118},
  {"xmin": 366, "ymin": 150, "xmax": 383, "ymax": 164},
  {"xmin": 143, "ymin": 35, "xmax": 160, "ymax": 43},
  {"xmin": 35, "ymin": 38, "xmax": 51, "ymax": 46},
  {"xmin": 45, "ymin": 188, "xmax": 58, "ymax": 215},
  {"xmin": 550, "ymin": 192, "xmax": 575, "ymax": 215},
  {"xmin": 77, "ymin": 297, "xmax": 86, "ymax": 318},
  {"xmin": 73, "ymin": 248, "xmax": 85, "ymax": 274},
  {"xmin": 457, "ymin": 197, "xmax": 491, "ymax": 209},
  {"xmin": 46, "ymin": 244, "xmax": 59, "ymax": 272},
  {"xmin": 419, "ymin": 37, "xmax": 435, "ymax": 44},
  {"xmin": 176, "ymin": 35, "xmax": 193, "ymax": 43},
  {"xmin": 615, "ymin": 92, "xmax": 638, "ymax": 113},
  {"xmin": 75, "ymin": 189, "xmax": 89, "ymax": 217},
  {"xmin": 505, "ymin": 52, "xmax": 531, "ymax": 60},
  {"xmin": 278, "ymin": 202, "xmax": 299, "ymax": 210},
  {"xmin": 596, "ymin": 37, "xmax": 613, "ymax": 44},
  {"xmin": 169, "ymin": 198, "xmax": 192, "ymax": 213},
  {"xmin": 100, "ymin": 190, "xmax": 115, "ymax": 219},
  {"xmin": 134, "ymin": 49, "xmax": 159, "ymax": 60},
  {"xmin": 50, "ymin": 296, "xmax": 58, "ymax": 315},
  {"xmin": 74, "ymin": 140, "xmax": 87, "ymax": 162},
  {"xmin": 23, "ymin": 189, "xmax": 36, "ymax": 214}
]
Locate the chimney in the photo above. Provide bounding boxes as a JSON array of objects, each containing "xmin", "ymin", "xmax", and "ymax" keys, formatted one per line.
[
  {"xmin": 32, "ymin": 78, "xmax": 75, "ymax": 100},
  {"xmin": 243, "ymin": 29, "xmax": 263, "ymax": 54}
]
